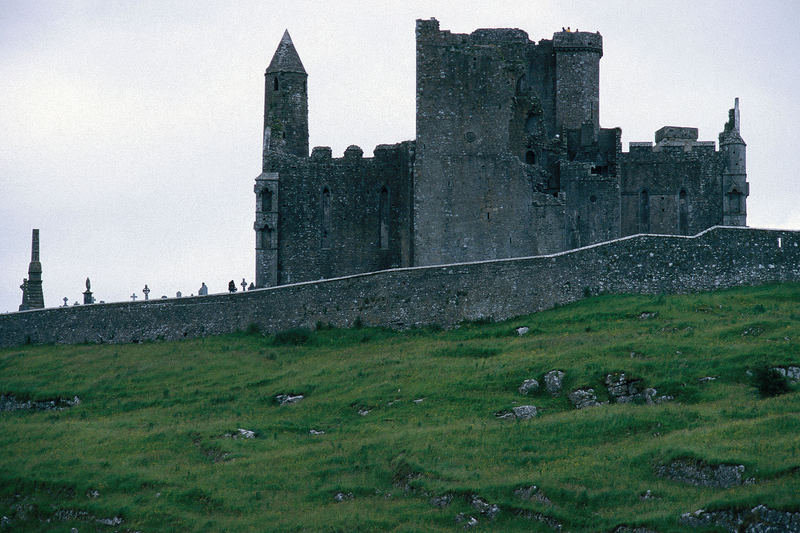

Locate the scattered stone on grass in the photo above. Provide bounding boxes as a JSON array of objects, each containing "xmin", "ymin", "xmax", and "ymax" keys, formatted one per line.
[
  {"xmin": 613, "ymin": 526, "xmax": 660, "ymax": 533},
  {"xmin": 309, "ymin": 429, "xmax": 325, "ymax": 435},
  {"xmin": 224, "ymin": 428, "xmax": 256, "ymax": 439},
  {"xmin": 774, "ymin": 366, "xmax": 800, "ymax": 383},
  {"xmin": 656, "ymin": 459, "xmax": 747, "ymax": 488},
  {"xmin": 413, "ymin": 398, "xmax": 425, "ymax": 404},
  {"xmin": 568, "ymin": 389, "xmax": 602, "ymax": 409},
  {"xmin": 518, "ymin": 379, "xmax": 539, "ymax": 395},
  {"xmin": 0, "ymin": 394, "xmax": 80, "ymax": 412},
  {"xmin": 638, "ymin": 311, "xmax": 658, "ymax": 320},
  {"xmin": 470, "ymin": 495, "xmax": 500, "ymax": 520},
  {"xmin": 544, "ymin": 370, "xmax": 565, "ymax": 395},
  {"xmin": 455, "ymin": 513, "xmax": 479, "ymax": 528},
  {"xmin": 275, "ymin": 393, "xmax": 303, "ymax": 405},
  {"xmin": 357, "ymin": 408, "xmax": 371, "ymax": 416},
  {"xmin": 86, "ymin": 489, "xmax": 100, "ymax": 499},
  {"xmin": 429, "ymin": 493, "xmax": 453, "ymax": 507},
  {"xmin": 680, "ymin": 504, "xmax": 800, "ymax": 532},
  {"xmin": 515, "ymin": 326, "xmax": 530, "ymax": 336},
  {"xmin": 333, "ymin": 492, "xmax": 353, "ymax": 502},
  {"xmin": 495, "ymin": 410, "xmax": 515, "ymax": 420},
  {"xmin": 511, "ymin": 508, "xmax": 564, "ymax": 530},
  {"xmin": 741, "ymin": 326, "xmax": 764, "ymax": 337},
  {"xmin": 512, "ymin": 405, "xmax": 538, "ymax": 420},
  {"xmin": 514, "ymin": 485, "xmax": 552, "ymax": 505},
  {"xmin": 698, "ymin": 376, "xmax": 718, "ymax": 383},
  {"xmin": 640, "ymin": 489, "xmax": 656, "ymax": 500}
]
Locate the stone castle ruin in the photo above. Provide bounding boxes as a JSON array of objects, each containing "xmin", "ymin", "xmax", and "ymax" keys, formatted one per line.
[
  {"xmin": 8, "ymin": 18, "xmax": 794, "ymax": 350},
  {"xmin": 255, "ymin": 19, "xmax": 748, "ymax": 287}
]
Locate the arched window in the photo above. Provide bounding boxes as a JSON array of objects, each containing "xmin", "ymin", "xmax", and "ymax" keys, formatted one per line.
[
  {"xmin": 679, "ymin": 189, "xmax": 688, "ymax": 235},
  {"xmin": 273, "ymin": 77, "xmax": 279, "ymax": 91},
  {"xmin": 261, "ymin": 188, "xmax": 273, "ymax": 212},
  {"xmin": 321, "ymin": 187, "xmax": 331, "ymax": 249},
  {"xmin": 379, "ymin": 186, "xmax": 389, "ymax": 249},
  {"xmin": 639, "ymin": 190, "xmax": 650, "ymax": 233}
]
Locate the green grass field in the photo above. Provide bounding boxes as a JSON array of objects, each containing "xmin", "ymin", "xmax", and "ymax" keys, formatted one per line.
[{"xmin": 1, "ymin": 283, "xmax": 799, "ymax": 532}]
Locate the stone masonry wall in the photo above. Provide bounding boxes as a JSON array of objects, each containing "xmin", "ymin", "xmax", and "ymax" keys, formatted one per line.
[{"xmin": 1, "ymin": 227, "xmax": 798, "ymax": 349}]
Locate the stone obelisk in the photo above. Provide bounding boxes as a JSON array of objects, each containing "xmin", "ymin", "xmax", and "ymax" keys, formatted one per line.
[{"xmin": 19, "ymin": 229, "xmax": 44, "ymax": 310}]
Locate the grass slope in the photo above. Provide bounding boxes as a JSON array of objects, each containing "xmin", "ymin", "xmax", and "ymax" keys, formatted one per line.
[{"xmin": 1, "ymin": 283, "xmax": 799, "ymax": 532}]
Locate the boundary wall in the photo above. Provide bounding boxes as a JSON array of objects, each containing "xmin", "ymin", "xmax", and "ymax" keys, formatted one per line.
[{"xmin": 1, "ymin": 227, "xmax": 799, "ymax": 348}]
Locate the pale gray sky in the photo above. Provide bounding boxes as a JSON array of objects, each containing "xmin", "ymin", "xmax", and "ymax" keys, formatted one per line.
[{"xmin": 2, "ymin": 0, "xmax": 799, "ymax": 313}]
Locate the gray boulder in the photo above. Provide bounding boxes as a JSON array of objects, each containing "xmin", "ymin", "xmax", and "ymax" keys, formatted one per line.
[
  {"xmin": 518, "ymin": 379, "xmax": 540, "ymax": 395},
  {"xmin": 513, "ymin": 405, "xmax": 538, "ymax": 420},
  {"xmin": 569, "ymin": 389, "xmax": 602, "ymax": 409},
  {"xmin": 544, "ymin": 370, "xmax": 565, "ymax": 395}
]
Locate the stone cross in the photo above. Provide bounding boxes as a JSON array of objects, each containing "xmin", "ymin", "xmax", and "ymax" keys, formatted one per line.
[
  {"xmin": 130, "ymin": 293, "xmax": 138, "ymax": 301},
  {"xmin": 142, "ymin": 285, "xmax": 150, "ymax": 300},
  {"xmin": 241, "ymin": 278, "xmax": 248, "ymax": 292},
  {"xmin": 63, "ymin": 296, "xmax": 68, "ymax": 307}
]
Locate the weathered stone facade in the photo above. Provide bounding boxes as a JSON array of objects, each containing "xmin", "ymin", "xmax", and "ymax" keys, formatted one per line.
[
  {"xmin": 2, "ymin": 227, "xmax": 798, "ymax": 349},
  {"xmin": 255, "ymin": 20, "xmax": 748, "ymax": 287}
]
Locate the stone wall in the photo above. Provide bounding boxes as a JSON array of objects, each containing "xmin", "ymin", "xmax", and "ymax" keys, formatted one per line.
[
  {"xmin": 2, "ymin": 227, "xmax": 798, "ymax": 349},
  {"xmin": 261, "ymin": 142, "xmax": 415, "ymax": 285}
]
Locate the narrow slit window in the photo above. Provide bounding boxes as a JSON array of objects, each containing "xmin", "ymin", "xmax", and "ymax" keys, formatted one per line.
[{"xmin": 273, "ymin": 77, "xmax": 279, "ymax": 91}]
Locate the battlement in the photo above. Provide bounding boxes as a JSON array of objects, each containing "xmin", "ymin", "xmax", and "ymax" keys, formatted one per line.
[{"xmin": 552, "ymin": 31, "xmax": 603, "ymax": 55}]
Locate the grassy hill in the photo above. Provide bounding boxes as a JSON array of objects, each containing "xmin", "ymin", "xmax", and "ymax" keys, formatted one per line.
[{"xmin": 1, "ymin": 283, "xmax": 798, "ymax": 532}]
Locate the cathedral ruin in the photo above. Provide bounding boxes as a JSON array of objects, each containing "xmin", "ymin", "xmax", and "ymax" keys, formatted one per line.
[{"xmin": 254, "ymin": 19, "xmax": 748, "ymax": 287}]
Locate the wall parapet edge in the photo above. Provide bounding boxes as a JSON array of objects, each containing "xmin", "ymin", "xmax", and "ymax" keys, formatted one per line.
[{"xmin": 2, "ymin": 227, "xmax": 799, "ymax": 348}]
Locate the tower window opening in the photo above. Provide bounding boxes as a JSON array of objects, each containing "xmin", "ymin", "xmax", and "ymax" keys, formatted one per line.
[
  {"xmin": 525, "ymin": 150, "xmax": 536, "ymax": 165},
  {"xmin": 321, "ymin": 187, "xmax": 331, "ymax": 249},
  {"xmin": 379, "ymin": 186, "xmax": 389, "ymax": 249},
  {"xmin": 261, "ymin": 226, "xmax": 274, "ymax": 249},
  {"xmin": 261, "ymin": 189, "xmax": 273, "ymax": 212},
  {"xmin": 273, "ymin": 77, "xmax": 279, "ymax": 91}
]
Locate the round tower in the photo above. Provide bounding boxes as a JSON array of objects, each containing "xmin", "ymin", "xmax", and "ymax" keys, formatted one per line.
[
  {"xmin": 263, "ymin": 30, "xmax": 308, "ymax": 160},
  {"xmin": 553, "ymin": 31, "xmax": 603, "ymax": 135}
]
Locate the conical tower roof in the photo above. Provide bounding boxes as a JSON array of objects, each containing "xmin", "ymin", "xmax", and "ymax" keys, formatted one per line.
[{"xmin": 266, "ymin": 30, "xmax": 306, "ymax": 75}]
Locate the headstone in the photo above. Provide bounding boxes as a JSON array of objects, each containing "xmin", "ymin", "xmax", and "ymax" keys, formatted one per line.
[
  {"xmin": 198, "ymin": 282, "xmax": 208, "ymax": 296},
  {"xmin": 130, "ymin": 293, "xmax": 138, "ymax": 301},
  {"xmin": 176, "ymin": 291, "xmax": 182, "ymax": 298},
  {"xmin": 63, "ymin": 296, "xmax": 69, "ymax": 307},
  {"xmin": 241, "ymin": 278, "xmax": 248, "ymax": 292},
  {"xmin": 248, "ymin": 282, "xmax": 255, "ymax": 290},
  {"xmin": 142, "ymin": 284, "xmax": 150, "ymax": 300}
]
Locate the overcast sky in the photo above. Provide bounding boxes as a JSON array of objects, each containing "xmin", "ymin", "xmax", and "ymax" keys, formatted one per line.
[{"xmin": 2, "ymin": 0, "xmax": 799, "ymax": 313}]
